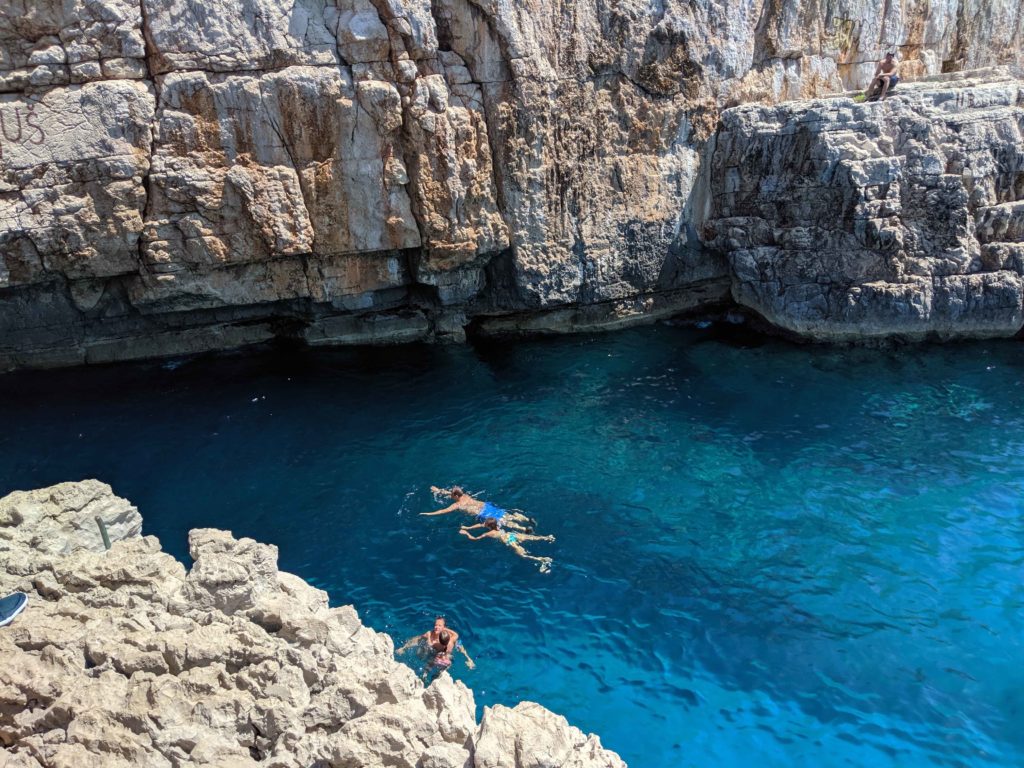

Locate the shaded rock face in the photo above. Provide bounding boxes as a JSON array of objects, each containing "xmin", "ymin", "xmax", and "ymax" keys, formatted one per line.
[
  {"xmin": 0, "ymin": 481, "xmax": 625, "ymax": 768},
  {"xmin": 705, "ymin": 71, "xmax": 1024, "ymax": 341},
  {"xmin": 0, "ymin": 0, "xmax": 1022, "ymax": 368}
]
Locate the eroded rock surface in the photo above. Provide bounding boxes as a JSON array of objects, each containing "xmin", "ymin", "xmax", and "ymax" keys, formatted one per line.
[
  {"xmin": 0, "ymin": 481, "xmax": 625, "ymax": 768},
  {"xmin": 0, "ymin": 480, "xmax": 142, "ymax": 557},
  {"xmin": 0, "ymin": 1, "xmax": 147, "ymax": 92},
  {"xmin": 0, "ymin": 0, "xmax": 1021, "ymax": 367},
  {"xmin": 705, "ymin": 70, "xmax": 1024, "ymax": 341}
]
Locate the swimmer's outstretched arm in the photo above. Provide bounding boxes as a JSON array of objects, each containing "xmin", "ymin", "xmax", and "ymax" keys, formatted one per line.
[
  {"xmin": 460, "ymin": 523, "xmax": 487, "ymax": 532},
  {"xmin": 459, "ymin": 529, "xmax": 494, "ymax": 541},
  {"xmin": 421, "ymin": 502, "xmax": 461, "ymax": 516},
  {"xmin": 396, "ymin": 633, "xmax": 427, "ymax": 654},
  {"xmin": 456, "ymin": 644, "xmax": 476, "ymax": 670}
]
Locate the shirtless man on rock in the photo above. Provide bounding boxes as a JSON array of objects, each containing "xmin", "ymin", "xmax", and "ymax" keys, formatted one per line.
[{"xmin": 867, "ymin": 52, "xmax": 900, "ymax": 101}]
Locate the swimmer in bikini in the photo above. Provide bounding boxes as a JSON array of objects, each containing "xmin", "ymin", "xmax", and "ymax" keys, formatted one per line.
[
  {"xmin": 460, "ymin": 518, "xmax": 555, "ymax": 573},
  {"xmin": 422, "ymin": 486, "xmax": 537, "ymax": 533},
  {"xmin": 396, "ymin": 616, "xmax": 476, "ymax": 671},
  {"xmin": 422, "ymin": 630, "xmax": 456, "ymax": 682}
]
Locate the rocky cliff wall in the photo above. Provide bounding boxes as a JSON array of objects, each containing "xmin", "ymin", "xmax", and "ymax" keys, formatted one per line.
[
  {"xmin": 0, "ymin": 0, "xmax": 1022, "ymax": 368},
  {"xmin": 0, "ymin": 480, "xmax": 626, "ymax": 767},
  {"xmin": 705, "ymin": 69, "xmax": 1024, "ymax": 341}
]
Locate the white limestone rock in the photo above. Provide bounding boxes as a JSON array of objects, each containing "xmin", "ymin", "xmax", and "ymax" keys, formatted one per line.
[
  {"xmin": 138, "ymin": 65, "xmax": 419, "ymax": 311},
  {"xmin": 0, "ymin": 82, "xmax": 153, "ymax": 288},
  {"xmin": 402, "ymin": 60, "xmax": 509, "ymax": 279},
  {"xmin": 1, "ymin": 0, "xmax": 1022, "ymax": 369},
  {"xmin": 140, "ymin": 0, "xmax": 340, "ymax": 74},
  {"xmin": 0, "ymin": 479, "xmax": 141, "ymax": 556},
  {"xmin": 705, "ymin": 72, "xmax": 1024, "ymax": 341},
  {"xmin": 474, "ymin": 702, "xmax": 627, "ymax": 768},
  {"xmin": 0, "ymin": 1, "xmax": 145, "ymax": 90}
]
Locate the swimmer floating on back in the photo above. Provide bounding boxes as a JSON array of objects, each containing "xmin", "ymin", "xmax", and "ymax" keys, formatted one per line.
[
  {"xmin": 460, "ymin": 518, "xmax": 555, "ymax": 573},
  {"xmin": 423, "ymin": 486, "xmax": 537, "ymax": 533}
]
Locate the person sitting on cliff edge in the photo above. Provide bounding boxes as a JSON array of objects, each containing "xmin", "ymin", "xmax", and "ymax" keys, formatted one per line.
[
  {"xmin": 422, "ymin": 485, "xmax": 536, "ymax": 533},
  {"xmin": 397, "ymin": 616, "xmax": 476, "ymax": 670},
  {"xmin": 867, "ymin": 52, "xmax": 900, "ymax": 101}
]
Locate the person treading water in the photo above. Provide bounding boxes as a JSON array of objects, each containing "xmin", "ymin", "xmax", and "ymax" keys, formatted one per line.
[
  {"xmin": 423, "ymin": 486, "xmax": 537, "ymax": 533},
  {"xmin": 460, "ymin": 518, "xmax": 555, "ymax": 573},
  {"xmin": 396, "ymin": 616, "xmax": 476, "ymax": 679}
]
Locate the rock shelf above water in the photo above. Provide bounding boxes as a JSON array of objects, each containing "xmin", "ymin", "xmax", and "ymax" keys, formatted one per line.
[
  {"xmin": 0, "ymin": 480, "xmax": 625, "ymax": 768},
  {"xmin": 705, "ymin": 69, "xmax": 1024, "ymax": 342}
]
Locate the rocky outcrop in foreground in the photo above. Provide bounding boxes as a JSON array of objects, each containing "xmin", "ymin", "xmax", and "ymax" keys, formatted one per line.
[
  {"xmin": 0, "ymin": 0, "xmax": 1022, "ymax": 368},
  {"xmin": 705, "ymin": 69, "xmax": 1024, "ymax": 342},
  {"xmin": 0, "ymin": 481, "xmax": 624, "ymax": 768}
]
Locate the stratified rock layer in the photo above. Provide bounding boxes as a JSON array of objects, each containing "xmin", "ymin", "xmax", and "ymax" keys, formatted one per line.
[
  {"xmin": 705, "ymin": 70, "xmax": 1024, "ymax": 341},
  {"xmin": 0, "ymin": 0, "xmax": 1022, "ymax": 367},
  {"xmin": 0, "ymin": 481, "xmax": 626, "ymax": 768}
]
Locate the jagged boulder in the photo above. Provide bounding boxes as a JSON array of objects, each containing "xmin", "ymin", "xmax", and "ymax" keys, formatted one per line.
[{"xmin": 474, "ymin": 702, "xmax": 627, "ymax": 768}]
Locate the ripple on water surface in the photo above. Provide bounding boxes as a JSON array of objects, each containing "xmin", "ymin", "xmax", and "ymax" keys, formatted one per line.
[{"xmin": 1, "ymin": 327, "xmax": 1022, "ymax": 768}]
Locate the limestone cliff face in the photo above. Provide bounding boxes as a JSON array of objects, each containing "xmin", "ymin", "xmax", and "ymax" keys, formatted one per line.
[
  {"xmin": 0, "ymin": 0, "xmax": 1022, "ymax": 368},
  {"xmin": 0, "ymin": 481, "xmax": 626, "ymax": 768},
  {"xmin": 705, "ymin": 70, "xmax": 1024, "ymax": 341}
]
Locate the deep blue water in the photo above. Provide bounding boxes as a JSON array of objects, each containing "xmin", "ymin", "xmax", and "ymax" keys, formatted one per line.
[{"xmin": 1, "ymin": 325, "xmax": 1023, "ymax": 768}]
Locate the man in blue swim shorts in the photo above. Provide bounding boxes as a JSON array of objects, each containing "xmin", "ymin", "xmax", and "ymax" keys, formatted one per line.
[{"xmin": 422, "ymin": 486, "xmax": 536, "ymax": 533}]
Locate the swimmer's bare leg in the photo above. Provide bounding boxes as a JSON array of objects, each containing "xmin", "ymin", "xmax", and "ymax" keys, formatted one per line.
[
  {"xmin": 507, "ymin": 510, "xmax": 537, "ymax": 526},
  {"xmin": 509, "ymin": 543, "xmax": 554, "ymax": 571},
  {"xmin": 514, "ymin": 533, "xmax": 556, "ymax": 543},
  {"xmin": 501, "ymin": 519, "xmax": 533, "ymax": 533}
]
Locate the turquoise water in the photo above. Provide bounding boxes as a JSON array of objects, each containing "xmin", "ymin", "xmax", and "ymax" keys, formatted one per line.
[{"xmin": 1, "ymin": 325, "xmax": 1022, "ymax": 767}]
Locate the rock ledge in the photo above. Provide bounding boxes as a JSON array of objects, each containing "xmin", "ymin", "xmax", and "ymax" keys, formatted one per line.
[{"xmin": 705, "ymin": 69, "xmax": 1024, "ymax": 342}]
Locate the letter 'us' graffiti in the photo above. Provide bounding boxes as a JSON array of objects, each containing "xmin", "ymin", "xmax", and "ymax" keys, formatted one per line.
[{"xmin": 0, "ymin": 105, "xmax": 46, "ymax": 160}]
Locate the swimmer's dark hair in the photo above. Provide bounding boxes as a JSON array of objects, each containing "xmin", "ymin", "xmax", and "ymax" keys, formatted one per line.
[
  {"xmin": 484, "ymin": 518, "xmax": 499, "ymax": 531},
  {"xmin": 450, "ymin": 487, "xmax": 464, "ymax": 499},
  {"xmin": 438, "ymin": 630, "xmax": 451, "ymax": 646}
]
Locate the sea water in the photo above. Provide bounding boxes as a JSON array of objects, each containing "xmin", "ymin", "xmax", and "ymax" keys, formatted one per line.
[{"xmin": 1, "ymin": 324, "xmax": 1021, "ymax": 768}]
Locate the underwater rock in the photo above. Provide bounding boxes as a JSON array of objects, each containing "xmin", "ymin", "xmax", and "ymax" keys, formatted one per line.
[{"xmin": 0, "ymin": 480, "xmax": 624, "ymax": 768}]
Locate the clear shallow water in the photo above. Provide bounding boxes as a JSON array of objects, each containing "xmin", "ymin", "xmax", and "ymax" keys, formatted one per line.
[{"xmin": 1, "ymin": 325, "xmax": 1023, "ymax": 768}]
